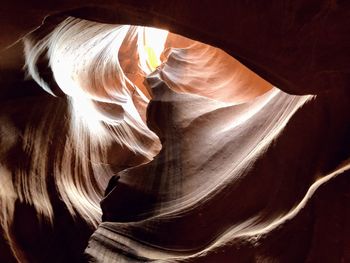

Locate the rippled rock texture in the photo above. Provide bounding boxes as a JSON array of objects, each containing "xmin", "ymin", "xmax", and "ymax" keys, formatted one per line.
[{"xmin": 1, "ymin": 1, "xmax": 350, "ymax": 262}]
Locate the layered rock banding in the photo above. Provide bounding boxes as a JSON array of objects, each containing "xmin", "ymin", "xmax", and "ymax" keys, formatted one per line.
[{"xmin": 0, "ymin": 2, "xmax": 350, "ymax": 262}]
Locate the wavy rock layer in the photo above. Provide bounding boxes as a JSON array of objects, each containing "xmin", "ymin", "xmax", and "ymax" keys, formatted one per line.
[
  {"xmin": 86, "ymin": 71, "xmax": 350, "ymax": 262},
  {"xmin": 0, "ymin": 1, "xmax": 349, "ymax": 262}
]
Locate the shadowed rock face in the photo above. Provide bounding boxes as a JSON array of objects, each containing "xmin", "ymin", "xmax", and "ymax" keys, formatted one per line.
[
  {"xmin": 0, "ymin": 1, "xmax": 350, "ymax": 262},
  {"xmin": 86, "ymin": 72, "xmax": 350, "ymax": 262}
]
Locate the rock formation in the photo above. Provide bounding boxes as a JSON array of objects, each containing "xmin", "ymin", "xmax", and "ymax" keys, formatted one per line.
[{"xmin": 0, "ymin": 1, "xmax": 349, "ymax": 262}]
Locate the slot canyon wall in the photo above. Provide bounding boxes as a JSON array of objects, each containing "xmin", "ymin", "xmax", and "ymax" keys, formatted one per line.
[{"xmin": 0, "ymin": 1, "xmax": 350, "ymax": 262}]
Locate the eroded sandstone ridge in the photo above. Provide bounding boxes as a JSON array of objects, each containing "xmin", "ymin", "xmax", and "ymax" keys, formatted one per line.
[{"xmin": 0, "ymin": 1, "xmax": 350, "ymax": 262}]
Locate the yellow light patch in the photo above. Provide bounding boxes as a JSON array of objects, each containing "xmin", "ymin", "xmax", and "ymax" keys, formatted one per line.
[{"xmin": 144, "ymin": 45, "xmax": 160, "ymax": 71}]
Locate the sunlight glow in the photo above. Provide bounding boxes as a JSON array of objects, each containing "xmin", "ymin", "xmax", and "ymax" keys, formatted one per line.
[{"xmin": 138, "ymin": 27, "xmax": 169, "ymax": 74}]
